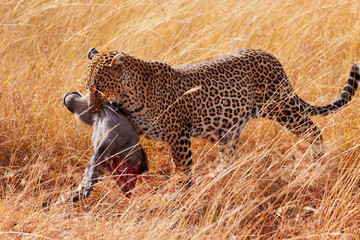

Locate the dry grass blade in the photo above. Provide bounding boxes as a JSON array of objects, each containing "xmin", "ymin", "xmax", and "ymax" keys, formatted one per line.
[{"xmin": 0, "ymin": 0, "xmax": 360, "ymax": 239}]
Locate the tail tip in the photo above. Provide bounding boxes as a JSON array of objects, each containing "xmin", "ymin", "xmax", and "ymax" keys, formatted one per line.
[
  {"xmin": 352, "ymin": 63, "xmax": 359, "ymax": 70},
  {"xmin": 351, "ymin": 63, "xmax": 360, "ymax": 79}
]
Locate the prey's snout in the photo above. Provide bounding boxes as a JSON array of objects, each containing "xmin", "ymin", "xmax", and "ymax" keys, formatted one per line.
[{"xmin": 63, "ymin": 92, "xmax": 82, "ymax": 113}]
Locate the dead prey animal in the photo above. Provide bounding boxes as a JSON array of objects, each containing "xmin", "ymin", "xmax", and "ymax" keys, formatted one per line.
[{"xmin": 63, "ymin": 92, "xmax": 148, "ymax": 201}]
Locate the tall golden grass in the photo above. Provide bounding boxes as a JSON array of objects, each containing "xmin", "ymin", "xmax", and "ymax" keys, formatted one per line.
[{"xmin": 1, "ymin": 0, "xmax": 360, "ymax": 238}]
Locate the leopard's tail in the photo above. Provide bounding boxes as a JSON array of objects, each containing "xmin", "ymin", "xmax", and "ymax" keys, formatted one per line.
[{"xmin": 302, "ymin": 64, "xmax": 360, "ymax": 116}]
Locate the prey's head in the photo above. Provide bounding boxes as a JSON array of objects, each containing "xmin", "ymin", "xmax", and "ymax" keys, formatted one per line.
[
  {"xmin": 63, "ymin": 91, "xmax": 84, "ymax": 114},
  {"xmin": 63, "ymin": 91, "xmax": 94, "ymax": 125}
]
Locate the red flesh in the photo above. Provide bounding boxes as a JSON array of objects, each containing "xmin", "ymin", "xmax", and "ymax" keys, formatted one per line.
[{"xmin": 109, "ymin": 156, "xmax": 140, "ymax": 196}]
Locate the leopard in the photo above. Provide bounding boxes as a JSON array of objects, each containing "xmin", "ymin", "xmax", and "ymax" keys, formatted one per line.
[{"xmin": 84, "ymin": 47, "xmax": 360, "ymax": 176}]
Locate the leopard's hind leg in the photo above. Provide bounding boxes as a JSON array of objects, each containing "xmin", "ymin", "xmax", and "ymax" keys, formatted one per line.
[{"xmin": 272, "ymin": 104, "xmax": 324, "ymax": 158}]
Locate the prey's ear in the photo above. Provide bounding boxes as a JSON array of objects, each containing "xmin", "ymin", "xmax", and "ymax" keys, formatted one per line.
[
  {"xmin": 88, "ymin": 48, "xmax": 100, "ymax": 60},
  {"xmin": 110, "ymin": 53, "xmax": 125, "ymax": 72}
]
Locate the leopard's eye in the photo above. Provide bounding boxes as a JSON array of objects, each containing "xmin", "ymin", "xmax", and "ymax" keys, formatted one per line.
[{"xmin": 94, "ymin": 87, "xmax": 108, "ymax": 98}]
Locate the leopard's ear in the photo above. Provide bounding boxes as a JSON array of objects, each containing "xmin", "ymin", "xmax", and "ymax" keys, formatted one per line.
[
  {"xmin": 110, "ymin": 53, "xmax": 125, "ymax": 72},
  {"xmin": 88, "ymin": 48, "xmax": 99, "ymax": 60}
]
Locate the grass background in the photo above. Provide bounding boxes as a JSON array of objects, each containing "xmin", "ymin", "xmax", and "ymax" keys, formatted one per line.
[{"xmin": 1, "ymin": 0, "xmax": 360, "ymax": 239}]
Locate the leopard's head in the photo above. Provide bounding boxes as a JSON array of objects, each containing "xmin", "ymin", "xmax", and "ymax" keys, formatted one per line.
[{"xmin": 85, "ymin": 48, "xmax": 130, "ymax": 110}]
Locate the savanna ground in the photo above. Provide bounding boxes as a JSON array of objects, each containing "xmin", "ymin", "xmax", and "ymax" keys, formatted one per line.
[{"xmin": 1, "ymin": 0, "xmax": 360, "ymax": 239}]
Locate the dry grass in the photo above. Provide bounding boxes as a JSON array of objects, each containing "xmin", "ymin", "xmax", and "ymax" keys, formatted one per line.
[{"xmin": 1, "ymin": 0, "xmax": 360, "ymax": 239}]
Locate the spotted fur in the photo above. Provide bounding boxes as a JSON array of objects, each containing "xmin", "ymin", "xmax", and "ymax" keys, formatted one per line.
[{"xmin": 85, "ymin": 48, "xmax": 360, "ymax": 173}]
